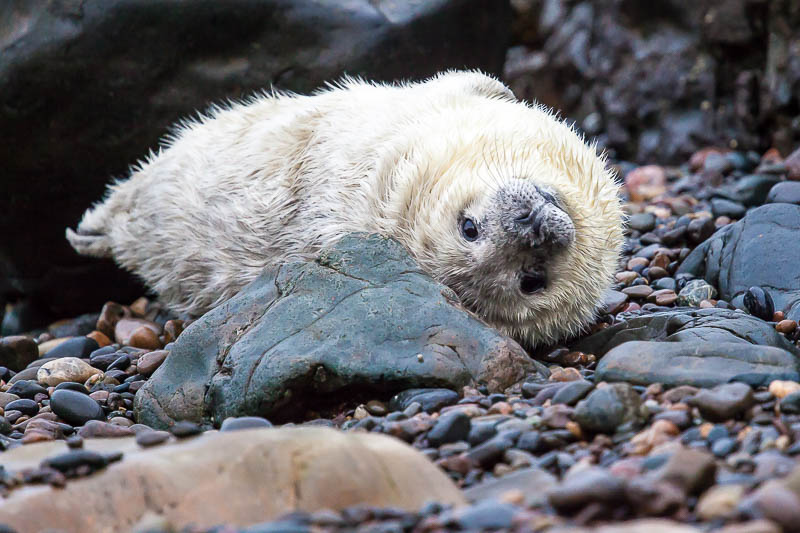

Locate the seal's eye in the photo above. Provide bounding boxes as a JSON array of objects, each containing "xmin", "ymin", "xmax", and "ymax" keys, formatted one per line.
[{"xmin": 461, "ymin": 218, "xmax": 479, "ymax": 241}]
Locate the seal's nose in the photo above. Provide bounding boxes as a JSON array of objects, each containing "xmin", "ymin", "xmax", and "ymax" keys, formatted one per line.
[{"xmin": 514, "ymin": 208, "xmax": 544, "ymax": 237}]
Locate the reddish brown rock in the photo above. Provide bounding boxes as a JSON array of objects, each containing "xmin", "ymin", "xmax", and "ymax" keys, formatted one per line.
[
  {"xmin": 114, "ymin": 317, "xmax": 160, "ymax": 346},
  {"xmin": 128, "ymin": 326, "xmax": 163, "ymax": 350},
  {"xmin": 0, "ymin": 428, "xmax": 464, "ymax": 531},
  {"xmin": 137, "ymin": 350, "xmax": 169, "ymax": 376}
]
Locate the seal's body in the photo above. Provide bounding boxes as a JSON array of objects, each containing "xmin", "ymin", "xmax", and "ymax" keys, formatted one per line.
[{"xmin": 68, "ymin": 71, "xmax": 623, "ymax": 347}]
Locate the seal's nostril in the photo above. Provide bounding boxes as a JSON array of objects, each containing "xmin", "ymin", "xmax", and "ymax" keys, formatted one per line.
[
  {"xmin": 520, "ymin": 272, "xmax": 546, "ymax": 294},
  {"xmin": 531, "ymin": 211, "xmax": 543, "ymax": 237},
  {"xmin": 514, "ymin": 207, "xmax": 539, "ymax": 225}
]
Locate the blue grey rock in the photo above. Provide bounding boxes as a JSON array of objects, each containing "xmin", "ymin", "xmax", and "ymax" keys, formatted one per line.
[
  {"xmin": 573, "ymin": 383, "xmax": 646, "ymax": 434},
  {"xmin": 574, "ymin": 308, "xmax": 799, "ymax": 357},
  {"xmin": 135, "ymin": 234, "xmax": 544, "ymax": 429},
  {"xmin": 711, "ymin": 198, "xmax": 747, "ymax": 218},
  {"xmin": 678, "ymin": 204, "xmax": 800, "ymax": 320},
  {"xmin": 711, "ymin": 174, "xmax": 782, "ymax": 207},
  {"xmin": 427, "ymin": 411, "xmax": 471, "ymax": 446},
  {"xmin": 596, "ymin": 341, "xmax": 799, "ymax": 388},
  {"xmin": 45, "ymin": 337, "xmax": 99, "ymax": 359},
  {"xmin": 766, "ymin": 182, "xmax": 800, "ymax": 205},
  {"xmin": 50, "ymin": 389, "xmax": 105, "ymax": 426}
]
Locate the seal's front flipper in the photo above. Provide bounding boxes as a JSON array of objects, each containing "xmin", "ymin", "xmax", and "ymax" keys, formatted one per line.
[{"xmin": 66, "ymin": 227, "xmax": 112, "ymax": 258}]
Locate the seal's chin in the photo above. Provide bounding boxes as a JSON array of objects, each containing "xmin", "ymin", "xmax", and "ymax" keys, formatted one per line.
[{"xmin": 519, "ymin": 269, "xmax": 546, "ymax": 295}]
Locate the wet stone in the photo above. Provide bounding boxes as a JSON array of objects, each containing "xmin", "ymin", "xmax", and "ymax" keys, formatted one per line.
[
  {"xmin": 551, "ymin": 380, "xmax": 594, "ymax": 406},
  {"xmin": 49, "ymin": 389, "xmax": 105, "ymax": 426},
  {"xmin": 427, "ymin": 411, "xmax": 471, "ymax": 447},
  {"xmin": 779, "ymin": 391, "xmax": 800, "ymax": 414},
  {"xmin": 547, "ymin": 467, "xmax": 626, "ymax": 512},
  {"xmin": 0, "ymin": 336, "xmax": 39, "ymax": 372},
  {"xmin": 41, "ymin": 449, "xmax": 122, "ymax": 476},
  {"xmin": 5, "ymin": 398, "xmax": 39, "ymax": 417},
  {"xmin": 0, "ymin": 391, "xmax": 20, "ymax": 409},
  {"xmin": 677, "ymin": 280, "xmax": 718, "ymax": 307},
  {"xmin": 44, "ymin": 337, "xmax": 99, "ymax": 359},
  {"xmin": 77, "ymin": 420, "xmax": 135, "ymax": 438},
  {"xmin": 688, "ymin": 383, "xmax": 754, "ymax": 421},
  {"xmin": 170, "ymin": 421, "xmax": 203, "ymax": 438},
  {"xmin": 622, "ymin": 285, "xmax": 654, "ymax": 299},
  {"xmin": 711, "ymin": 198, "xmax": 747, "ymax": 218},
  {"xmin": 219, "ymin": 416, "xmax": 273, "ymax": 432},
  {"xmin": 135, "ymin": 430, "xmax": 172, "ymax": 447},
  {"xmin": 656, "ymin": 448, "xmax": 717, "ymax": 495},
  {"xmin": 54, "ymin": 382, "xmax": 90, "ymax": 394},
  {"xmin": 712, "ymin": 437, "xmax": 738, "ymax": 457},
  {"xmin": 466, "ymin": 433, "xmax": 516, "ymax": 467},
  {"xmin": 628, "ymin": 213, "xmax": 656, "ymax": 232},
  {"xmin": 7, "ymin": 380, "xmax": 48, "ymax": 399},
  {"xmin": 744, "ymin": 286, "xmax": 775, "ymax": 321},
  {"xmin": 574, "ymin": 383, "xmax": 646, "ymax": 434},
  {"xmin": 389, "ymin": 389, "xmax": 459, "ymax": 413},
  {"xmin": 444, "ymin": 500, "xmax": 517, "ymax": 531},
  {"xmin": 766, "ymin": 181, "xmax": 800, "ymax": 204}
]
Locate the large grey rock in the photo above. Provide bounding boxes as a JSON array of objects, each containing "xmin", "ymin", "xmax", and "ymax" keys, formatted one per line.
[
  {"xmin": 678, "ymin": 204, "xmax": 800, "ymax": 320},
  {"xmin": 0, "ymin": 427, "xmax": 465, "ymax": 531},
  {"xmin": 0, "ymin": 0, "xmax": 512, "ymax": 332},
  {"xmin": 135, "ymin": 234, "xmax": 543, "ymax": 429},
  {"xmin": 574, "ymin": 308, "xmax": 799, "ymax": 357},
  {"xmin": 576, "ymin": 307, "xmax": 800, "ymax": 388},
  {"xmin": 596, "ymin": 341, "xmax": 799, "ymax": 388}
]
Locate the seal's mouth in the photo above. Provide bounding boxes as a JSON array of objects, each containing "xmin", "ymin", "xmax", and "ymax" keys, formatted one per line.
[{"xmin": 520, "ymin": 269, "xmax": 546, "ymax": 295}]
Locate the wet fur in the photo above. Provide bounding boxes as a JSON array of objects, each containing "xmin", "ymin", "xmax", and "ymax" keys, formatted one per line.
[{"xmin": 67, "ymin": 71, "xmax": 623, "ymax": 347}]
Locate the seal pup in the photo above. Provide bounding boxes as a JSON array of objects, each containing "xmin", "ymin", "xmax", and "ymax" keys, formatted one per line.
[{"xmin": 67, "ymin": 71, "xmax": 623, "ymax": 347}]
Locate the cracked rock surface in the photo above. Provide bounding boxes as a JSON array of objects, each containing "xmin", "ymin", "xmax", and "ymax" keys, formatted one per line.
[{"xmin": 134, "ymin": 234, "xmax": 544, "ymax": 429}]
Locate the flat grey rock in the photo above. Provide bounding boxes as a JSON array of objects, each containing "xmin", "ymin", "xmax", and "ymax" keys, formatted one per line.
[
  {"xmin": 135, "ymin": 234, "xmax": 544, "ymax": 429},
  {"xmin": 574, "ymin": 308, "xmax": 799, "ymax": 357},
  {"xmin": 678, "ymin": 204, "xmax": 800, "ymax": 320},
  {"xmin": 595, "ymin": 341, "xmax": 800, "ymax": 388}
]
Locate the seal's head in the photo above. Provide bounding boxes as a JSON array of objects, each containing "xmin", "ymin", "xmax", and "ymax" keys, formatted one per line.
[{"xmin": 390, "ymin": 92, "xmax": 624, "ymax": 348}]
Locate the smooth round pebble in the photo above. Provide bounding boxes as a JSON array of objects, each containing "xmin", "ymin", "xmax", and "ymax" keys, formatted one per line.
[{"xmin": 50, "ymin": 389, "xmax": 105, "ymax": 426}]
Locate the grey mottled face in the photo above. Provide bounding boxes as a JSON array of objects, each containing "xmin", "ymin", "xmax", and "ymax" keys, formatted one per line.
[{"xmin": 458, "ymin": 179, "xmax": 575, "ymax": 300}]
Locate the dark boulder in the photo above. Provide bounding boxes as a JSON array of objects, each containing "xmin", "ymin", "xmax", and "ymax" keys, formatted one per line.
[{"xmin": 0, "ymin": 0, "xmax": 512, "ymax": 332}]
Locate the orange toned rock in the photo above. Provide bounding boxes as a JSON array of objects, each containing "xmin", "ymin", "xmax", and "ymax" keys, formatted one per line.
[
  {"xmin": 0, "ymin": 428, "xmax": 465, "ymax": 532},
  {"xmin": 114, "ymin": 318, "xmax": 161, "ymax": 345},
  {"xmin": 549, "ymin": 367, "xmax": 582, "ymax": 382},
  {"xmin": 96, "ymin": 302, "xmax": 130, "ymax": 340},
  {"xmin": 130, "ymin": 297, "xmax": 149, "ymax": 317},
  {"xmin": 627, "ymin": 419, "xmax": 680, "ymax": 455},
  {"xmin": 625, "ymin": 165, "xmax": 667, "ymax": 202},
  {"xmin": 689, "ymin": 147, "xmax": 728, "ymax": 172},
  {"xmin": 163, "ymin": 319, "xmax": 185, "ymax": 344},
  {"xmin": 129, "ymin": 326, "xmax": 163, "ymax": 350},
  {"xmin": 762, "ymin": 147, "xmax": 783, "ymax": 164},
  {"xmin": 768, "ymin": 380, "xmax": 800, "ymax": 399},
  {"xmin": 86, "ymin": 331, "xmax": 112, "ymax": 348},
  {"xmin": 776, "ymin": 320, "xmax": 796, "ymax": 334},
  {"xmin": 137, "ymin": 350, "xmax": 169, "ymax": 376}
]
